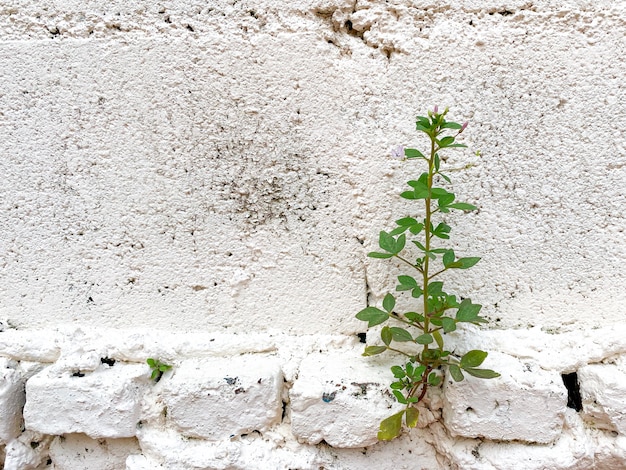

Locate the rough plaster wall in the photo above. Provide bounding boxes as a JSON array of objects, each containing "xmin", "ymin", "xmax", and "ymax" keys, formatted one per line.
[{"xmin": 1, "ymin": 0, "xmax": 625, "ymax": 333}]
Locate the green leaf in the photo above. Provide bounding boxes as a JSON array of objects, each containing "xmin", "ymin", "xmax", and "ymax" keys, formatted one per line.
[
  {"xmin": 391, "ymin": 365, "xmax": 406, "ymax": 378},
  {"xmin": 442, "ymin": 249, "xmax": 455, "ymax": 267},
  {"xmin": 446, "ymin": 143, "xmax": 467, "ymax": 148},
  {"xmin": 381, "ymin": 326, "xmax": 392, "ymax": 346},
  {"xmin": 405, "ymin": 312, "xmax": 424, "ymax": 323},
  {"xmin": 147, "ymin": 358, "xmax": 156, "ymax": 367},
  {"xmin": 411, "ymin": 286, "xmax": 424, "ymax": 298},
  {"xmin": 383, "ymin": 293, "xmax": 396, "ymax": 313},
  {"xmin": 397, "ymin": 275, "xmax": 417, "ymax": 290},
  {"xmin": 395, "ymin": 234, "xmax": 406, "ymax": 253},
  {"xmin": 432, "ymin": 330, "xmax": 444, "ymax": 349},
  {"xmin": 438, "ymin": 136, "xmax": 455, "ymax": 147},
  {"xmin": 356, "ymin": 307, "xmax": 389, "ymax": 327},
  {"xmin": 409, "ymin": 223, "xmax": 425, "ymax": 234},
  {"xmin": 362, "ymin": 346, "xmax": 387, "ymax": 356},
  {"xmin": 378, "ymin": 411, "xmax": 404, "ymax": 440},
  {"xmin": 392, "ymin": 390, "xmax": 407, "ymax": 404},
  {"xmin": 441, "ymin": 317, "xmax": 457, "ymax": 333},
  {"xmin": 404, "ymin": 148, "xmax": 425, "ymax": 159},
  {"xmin": 432, "ymin": 222, "xmax": 451, "ymax": 239},
  {"xmin": 449, "ymin": 364, "xmax": 465, "ymax": 382},
  {"xmin": 464, "ymin": 368, "xmax": 501, "ymax": 379},
  {"xmin": 441, "ymin": 122, "xmax": 462, "ymax": 130},
  {"xmin": 460, "ymin": 350, "xmax": 488, "ymax": 368},
  {"xmin": 405, "ymin": 407, "xmax": 419, "ymax": 428},
  {"xmin": 368, "ymin": 252, "xmax": 394, "ymax": 259},
  {"xmin": 150, "ymin": 370, "xmax": 159, "ymax": 380},
  {"xmin": 379, "ymin": 231, "xmax": 396, "ymax": 253},
  {"xmin": 390, "ymin": 381, "xmax": 405, "ymax": 390},
  {"xmin": 448, "ymin": 202, "xmax": 478, "ymax": 211},
  {"xmin": 159, "ymin": 364, "xmax": 172, "ymax": 372},
  {"xmin": 390, "ymin": 327, "xmax": 413, "ymax": 342},
  {"xmin": 457, "ymin": 257, "xmax": 481, "ymax": 269},
  {"xmin": 428, "ymin": 281, "xmax": 444, "ymax": 296},
  {"xmin": 428, "ymin": 372, "xmax": 441, "ymax": 386},
  {"xmin": 415, "ymin": 333, "xmax": 433, "ymax": 345},
  {"xmin": 434, "ymin": 154, "xmax": 441, "ymax": 172},
  {"xmin": 400, "ymin": 191, "xmax": 417, "ymax": 200},
  {"xmin": 455, "ymin": 299, "xmax": 482, "ymax": 322}
]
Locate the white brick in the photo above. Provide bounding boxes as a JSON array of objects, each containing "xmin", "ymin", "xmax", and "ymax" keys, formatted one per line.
[
  {"xmin": 0, "ymin": 358, "xmax": 25, "ymax": 444},
  {"xmin": 48, "ymin": 434, "xmax": 140, "ymax": 470},
  {"xmin": 290, "ymin": 348, "xmax": 404, "ymax": 448},
  {"xmin": 161, "ymin": 356, "xmax": 283, "ymax": 440},
  {"xmin": 125, "ymin": 454, "xmax": 166, "ymax": 470},
  {"xmin": 429, "ymin": 411, "xmax": 595, "ymax": 470},
  {"xmin": 24, "ymin": 363, "xmax": 147, "ymax": 438},
  {"xmin": 3, "ymin": 430, "xmax": 52, "ymax": 470},
  {"xmin": 578, "ymin": 363, "xmax": 626, "ymax": 433},
  {"xmin": 442, "ymin": 352, "xmax": 567, "ymax": 444}
]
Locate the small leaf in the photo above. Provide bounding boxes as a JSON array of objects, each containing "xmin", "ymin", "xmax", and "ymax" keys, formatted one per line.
[
  {"xmin": 362, "ymin": 346, "xmax": 387, "ymax": 356},
  {"xmin": 405, "ymin": 407, "xmax": 419, "ymax": 428},
  {"xmin": 457, "ymin": 257, "xmax": 481, "ymax": 269},
  {"xmin": 455, "ymin": 299, "xmax": 482, "ymax": 322},
  {"xmin": 368, "ymin": 252, "xmax": 394, "ymax": 259},
  {"xmin": 442, "ymin": 249, "xmax": 455, "ymax": 267},
  {"xmin": 438, "ymin": 136, "xmax": 455, "ymax": 147},
  {"xmin": 460, "ymin": 350, "xmax": 488, "ymax": 368},
  {"xmin": 448, "ymin": 202, "xmax": 478, "ymax": 211},
  {"xmin": 449, "ymin": 364, "xmax": 464, "ymax": 382},
  {"xmin": 446, "ymin": 143, "xmax": 467, "ymax": 148},
  {"xmin": 381, "ymin": 326, "xmax": 392, "ymax": 346},
  {"xmin": 356, "ymin": 307, "xmax": 389, "ymax": 327},
  {"xmin": 441, "ymin": 317, "xmax": 457, "ymax": 333},
  {"xmin": 404, "ymin": 148, "xmax": 425, "ymax": 159},
  {"xmin": 392, "ymin": 390, "xmax": 407, "ymax": 404},
  {"xmin": 383, "ymin": 293, "xmax": 396, "ymax": 313},
  {"xmin": 397, "ymin": 275, "xmax": 418, "ymax": 290},
  {"xmin": 379, "ymin": 231, "xmax": 396, "ymax": 253},
  {"xmin": 391, "ymin": 365, "xmax": 406, "ymax": 378},
  {"xmin": 390, "ymin": 327, "xmax": 413, "ymax": 342},
  {"xmin": 146, "ymin": 358, "xmax": 156, "ymax": 367},
  {"xmin": 428, "ymin": 372, "xmax": 442, "ymax": 386},
  {"xmin": 428, "ymin": 281, "xmax": 444, "ymax": 296},
  {"xmin": 464, "ymin": 368, "xmax": 501, "ymax": 379},
  {"xmin": 432, "ymin": 330, "xmax": 444, "ymax": 349},
  {"xmin": 378, "ymin": 411, "xmax": 404, "ymax": 441},
  {"xmin": 405, "ymin": 311, "xmax": 424, "ymax": 323},
  {"xmin": 441, "ymin": 122, "xmax": 462, "ymax": 130},
  {"xmin": 409, "ymin": 223, "xmax": 425, "ymax": 234},
  {"xmin": 390, "ymin": 381, "xmax": 405, "ymax": 390},
  {"xmin": 400, "ymin": 191, "xmax": 417, "ymax": 200},
  {"xmin": 415, "ymin": 334, "xmax": 433, "ymax": 345},
  {"xmin": 150, "ymin": 370, "xmax": 159, "ymax": 380},
  {"xmin": 411, "ymin": 286, "xmax": 424, "ymax": 298}
]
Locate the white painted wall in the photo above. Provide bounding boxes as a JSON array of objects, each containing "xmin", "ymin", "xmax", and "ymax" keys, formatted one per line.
[{"xmin": 2, "ymin": 0, "xmax": 625, "ymax": 333}]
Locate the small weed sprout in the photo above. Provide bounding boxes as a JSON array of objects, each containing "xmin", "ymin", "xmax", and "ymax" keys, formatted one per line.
[
  {"xmin": 147, "ymin": 358, "xmax": 172, "ymax": 382},
  {"xmin": 356, "ymin": 108, "xmax": 499, "ymax": 440}
]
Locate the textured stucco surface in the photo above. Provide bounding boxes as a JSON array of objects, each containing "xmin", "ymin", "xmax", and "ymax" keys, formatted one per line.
[{"xmin": 1, "ymin": 0, "xmax": 625, "ymax": 335}]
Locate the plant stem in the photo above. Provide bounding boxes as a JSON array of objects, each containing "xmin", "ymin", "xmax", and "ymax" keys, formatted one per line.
[{"xmin": 422, "ymin": 136, "xmax": 436, "ymax": 344}]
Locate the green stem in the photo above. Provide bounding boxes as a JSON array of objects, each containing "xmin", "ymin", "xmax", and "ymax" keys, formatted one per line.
[
  {"xmin": 422, "ymin": 137, "xmax": 437, "ymax": 343},
  {"xmin": 394, "ymin": 254, "xmax": 423, "ymax": 273}
]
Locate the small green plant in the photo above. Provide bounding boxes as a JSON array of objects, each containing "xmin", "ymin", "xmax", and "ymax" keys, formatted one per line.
[
  {"xmin": 356, "ymin": 107, "xmax": 499, "ymax": 441},
  {"xmin": 147, "ymin": 358, "xmax": 172, "ymax": 382}
]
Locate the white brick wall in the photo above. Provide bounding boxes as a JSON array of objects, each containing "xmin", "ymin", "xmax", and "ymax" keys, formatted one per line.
[
  {"xmin": 1, "ymin": 0, "xmax": 626, "ymax": 468},
  {"xmin": 0, "ymin": 327, "xmax": 625, "ymax": 469}
]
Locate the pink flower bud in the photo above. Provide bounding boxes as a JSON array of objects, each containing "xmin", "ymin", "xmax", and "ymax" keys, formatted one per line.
[
  {"xmin": 460, "ymin": 122, "xmax": 468, "ymax": 132},
  {"xmin": 433, "ymin": 106, "xmax": 439, "ymax": 114}
]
